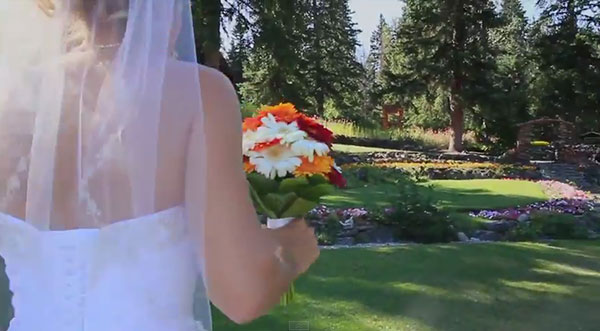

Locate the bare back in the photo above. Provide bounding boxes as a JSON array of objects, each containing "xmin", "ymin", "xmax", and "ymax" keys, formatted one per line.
[{"xmin": 0, "ymin": 61, "xmax": 211, "ymax": 229}]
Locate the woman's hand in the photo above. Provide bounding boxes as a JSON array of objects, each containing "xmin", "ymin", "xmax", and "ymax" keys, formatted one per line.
[{"xmin": 269, "ymin": 219, "xmax": 320, "ymax": 276}]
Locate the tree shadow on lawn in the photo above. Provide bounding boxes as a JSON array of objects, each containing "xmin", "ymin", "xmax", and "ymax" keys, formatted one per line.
[
  {"xmin": 214, "ymin": 241, "xmax": 600, "ymax": 331},
  {"xmin": 324, "ymin": 185, "xmax": 546, "ymax": 212},
  {"xmin": 430, "ymin": 186, "xmax": 547, "ymax": 211},
  {"xmin": 302, "ymin": 242, "xmax": 600, "ymax": 331},
  {"xmin": 3, "ymin": 242, "xmax": 599, "ymax": 331}
]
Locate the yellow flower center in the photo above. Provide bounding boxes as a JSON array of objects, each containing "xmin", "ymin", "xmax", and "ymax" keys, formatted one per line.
[{"xmin": 265, "ymin": 144, "xmax": 287, "ymax": 159}]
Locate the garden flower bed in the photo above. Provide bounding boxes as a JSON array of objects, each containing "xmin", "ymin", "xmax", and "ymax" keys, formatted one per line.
[
  {"xmin": 470, "ymin": 180, "xmax": 594, "ymax": 221},
  {"xmin": 469, "ymin": 198, "xmax": 594, "ymax": 220},
  {"xmin": 311, "ymin": 179, "xmax": 599, "ymax": 246},
  {"xmin": 342, "ymin": 161, "xmax": 542, "ymax": 180}
]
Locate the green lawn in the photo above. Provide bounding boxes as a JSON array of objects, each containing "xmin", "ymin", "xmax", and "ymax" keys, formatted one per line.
[
  {"xmin": 214, "ymin": 240, "xmax": 600, "ymax": 331},
  {"xmin": 427, "ymin": 179, "xmax": 548, "ymax": 211},
  {"xmin": 323, "ymin": 179, "xmax": 548, "ymax": 211},
  {"xmin": 332, "ymin": 144, "xmax": 399, "ymax": 154}
]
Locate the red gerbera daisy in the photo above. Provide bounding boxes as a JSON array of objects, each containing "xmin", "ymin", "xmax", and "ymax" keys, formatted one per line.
[
  {"xmin": 328, "ymin": 166, "xmax": 347, "ymax": 188},
  {"xmin": 296, "ymin": 115, "xmax": 334, "ymax": 146}
]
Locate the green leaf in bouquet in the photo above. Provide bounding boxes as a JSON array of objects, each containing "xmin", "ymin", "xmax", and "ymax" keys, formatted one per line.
[
  {"xmin": 278, "ymin": 176, "xmax": 310, "ymax": 194},
  {"xmin": 249, "ymin": 185, "xmax": 277, "ymax": 219},
  {"xmin": 298, "ymin": 183, "xmax": 335, "ymax": 201},
  {"xmin": 263, "ymin": 192, "xmax": 298, "ymax": 217},
  {"xmin": 247, "ymin": 173, "xmax": 279, "ymax": 195},
  {"xmin": 307, "ymin": 174, "xmax": 329, "ymax": 185},
  {"xmin": 281, "ymin": 197, "xmax": 319, "ymax": 218}
]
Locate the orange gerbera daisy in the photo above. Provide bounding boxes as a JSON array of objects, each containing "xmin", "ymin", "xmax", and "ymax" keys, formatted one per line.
[
  {"xmin": 294, "ymin": 155, "xmax": 334, "ymax": 176},
  {"xmin": 243, "ymin": 156, "xmax": 256, "ymax": 173},
  {"xmin": 243, "ymin": 116, "xmax": 264, "ymax": 132},
  {"xmin": 258, "ymin": 103, "xmax": 301, "ymax": 123}
]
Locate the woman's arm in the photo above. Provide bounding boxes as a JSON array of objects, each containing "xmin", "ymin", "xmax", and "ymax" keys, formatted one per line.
[{"xmin": 184, "ymin": 67, "xmax": 319, "ymax": 324}]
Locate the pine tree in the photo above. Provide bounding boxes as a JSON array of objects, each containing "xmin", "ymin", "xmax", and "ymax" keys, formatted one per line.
[
  {"xmin": 239, "ymin": 0, "xmax": 312, "ymax": 109},
  {"xmin": 366, "ymin": 15, "xmax": 391, "ymax": 79},
  {"xmin": 363, "ymin": 15, "xmax": 392, "ymax": 116},
  {"xmin": 227, "ymin": 15, "xmax": 252, "ymax": 85},
  {"xmin": 530, "ymin": 0, "xmax": 600, "ymax": 129},
  {"xmin": 239, "ymin": 0, "xmax": 363, "ymax": 117},
  {"xmin": 395, "ymin": 0, "xmax": 499, "ymax": 152},
  {"xmin": 191, "ymin": 0, "xmax": 223, "ymax": 68},
  {"xmin": 305, "ymin": 0, "xmax": 363, "ymax": 117},
  {"xmin": 484, "ymin": 0, "xmax": 531, "ymax": 147}
]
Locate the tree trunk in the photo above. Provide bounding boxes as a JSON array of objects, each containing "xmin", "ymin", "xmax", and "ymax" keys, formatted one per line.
[
  {"xmin": 204, "ymin": 50, "xmax": 221, "ymax": 69},
  {"xmin": 448, "ymin": 92, "xmax": 464, "ymax": 153},
  {"xmin": 448, "ymin": 0, "xmax": 466, "ymax": 153},
  {"xmin": 315, "ymin": 90, "xmax": 325, "ymax": 116},
  {"xmin": 193, "ymin": 0, "xmax": 222, "ymax": 69}
]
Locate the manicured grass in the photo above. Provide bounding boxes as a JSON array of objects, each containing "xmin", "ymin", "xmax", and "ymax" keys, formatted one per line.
[
  {"xmin": 213, "ymin": 240, "xmax": 600, "ymax": 331},
  {"xmin": 323, "ymin": 179, "xmax": 548, "ymax": 212},
  {"xmin": 332, "ymin": 143, "xmax": 399, "ymax": 154},
  {"xmin": 427, "ymin": 179, "xmax": 547, "ymax": 211}
]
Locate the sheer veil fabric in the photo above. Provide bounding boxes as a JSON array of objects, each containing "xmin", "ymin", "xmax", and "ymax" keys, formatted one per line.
[{"xmin": 0, "ymin": 0, "xmax": 210, "ymax": 328}]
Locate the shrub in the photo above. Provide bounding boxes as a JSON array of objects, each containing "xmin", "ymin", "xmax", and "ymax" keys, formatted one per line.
[
  {"xmin": 316, "ymin": 213, "xmax": 342, "ymax": 245},
  {"xmin": 531, "ymin": 212, "xmax": 588, "ymax": 239},
  {"xmin": 508, "ymin": 212, "xmax": 589, "ymax": 241},
  {"xmin": 506, "ymin": 222, "xmax": 540, "ymax": 242},
  {"xmin": 385, "ymin": 183, "xmax": 456, "ymax": 243}
]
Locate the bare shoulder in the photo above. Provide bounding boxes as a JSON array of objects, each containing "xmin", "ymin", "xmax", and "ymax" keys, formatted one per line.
[
  {"xmin": 165, "ymin": 60, "xmax": 240, "ymax": 132},
  {"xmin": 196, "ymin": 64, "xmax": 241, "ymax": 125},
  {"xmin": 197, "ymin": 65, "xmax": 235, "ymax": 94}
]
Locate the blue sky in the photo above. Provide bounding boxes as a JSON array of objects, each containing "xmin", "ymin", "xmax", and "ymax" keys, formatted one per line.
[{"xmin": 351, "ymin": 0, "xmax": 540, "ymax": 56}]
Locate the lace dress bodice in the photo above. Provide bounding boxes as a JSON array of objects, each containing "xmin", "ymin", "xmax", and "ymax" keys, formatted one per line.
[{"xmin": 0, "ymin": 206, "xmax": 210, "ymax": 331}]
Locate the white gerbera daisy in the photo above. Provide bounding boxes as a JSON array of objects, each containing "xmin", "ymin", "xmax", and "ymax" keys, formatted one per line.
[
  {"xmin": 249, "ymin": 144, "xmax": 302, "ymax": 179},
  {"xmin": 242, "ymin": 129, "xmax": 260, "ymax": 154},
  {"xmin": 291, "ymin": 139, "xmax": 330, "ymax": 162},
  {"xmin": 255, "ymin": 114, "xmax": 307, "ymax": 144}
]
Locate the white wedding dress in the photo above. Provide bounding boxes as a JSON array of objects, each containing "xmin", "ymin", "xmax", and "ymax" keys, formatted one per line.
[{"xmin": 0, "ymin": 206, "xmax": 209, "ymax": 331}]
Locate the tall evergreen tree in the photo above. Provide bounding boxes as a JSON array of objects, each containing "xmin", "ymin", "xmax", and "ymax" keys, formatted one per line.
[
  {"xmin": 395, "ymin": 0, "xmax": 499, "ymax": 152},
  {"xmin": 366, "ymin": 15, "xmax": 391, "ymax": 78},
  {"xmin": 529, "ymin": 0, "xmax": 600, "ymax": 130},
  {"xmin": 239, "ymin": 0, "xmax": 362, "ymax": 117},
  {"xmin": 363, "ymin": 15, "xmax": 392, "ymax": 116},
  {"xmin": 483, "ymin": 0, "xmax": 531, "ymax": 147},
  {"xmin": 305, "ymin": 0, "xmax": 363, "ymax": 117},
  {"xmin": 239, "ymin": 0, "xmax": 312, "ymax": 109},
  {"xmin": 191, "ymin": 0, "xmax": 223, "ymax": 68},
  {"xmin": 227, "ymin": 14, "xmax": 252, "ymax": 85}
]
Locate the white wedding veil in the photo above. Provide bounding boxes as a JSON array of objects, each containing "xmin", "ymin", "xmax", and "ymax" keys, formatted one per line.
[{"xmin": 0, "ymin": 0, "xmax": 211, "ymax": 328}]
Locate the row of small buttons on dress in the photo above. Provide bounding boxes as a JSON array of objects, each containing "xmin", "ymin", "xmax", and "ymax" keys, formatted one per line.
[{"xmin": 55, "ymin": 236, "xmax": 93, "ymax": 330}]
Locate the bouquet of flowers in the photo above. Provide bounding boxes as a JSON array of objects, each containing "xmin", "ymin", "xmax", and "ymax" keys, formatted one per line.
[{"xmin": 242, "ymin": 103, "xmax": 346, "ymax": 304}]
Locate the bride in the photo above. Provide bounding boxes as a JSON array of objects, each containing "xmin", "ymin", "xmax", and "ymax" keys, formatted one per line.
[{"xmin": 0, "ymin": 0, "xmax": 320, "ymax": 330}]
